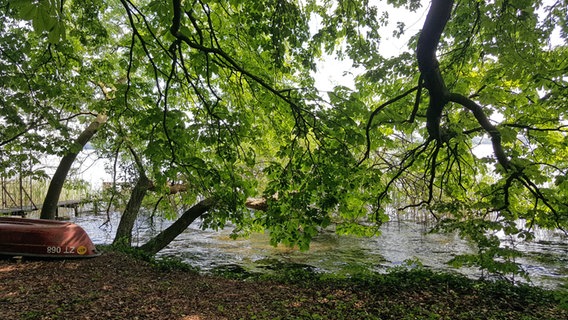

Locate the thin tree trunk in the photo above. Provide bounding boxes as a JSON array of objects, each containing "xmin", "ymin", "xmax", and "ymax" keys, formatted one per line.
[
  {"xmin": 40, "ymin": 114, "xmax": 107, "ymax": 219},
  {"xmin": 139, "ymin": 197, "xmax": 217, "ymax": 255}
]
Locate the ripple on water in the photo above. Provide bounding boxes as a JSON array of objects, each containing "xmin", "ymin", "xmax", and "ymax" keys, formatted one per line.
[{"xmin": 71, "ymin": 213, "xmax": 567, "ymax": 289}]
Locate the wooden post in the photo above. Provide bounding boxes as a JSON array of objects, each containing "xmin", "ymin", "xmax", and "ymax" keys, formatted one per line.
[{"xmin": 1, "ymin": 176, "xmax": 5, "ymax": 208}]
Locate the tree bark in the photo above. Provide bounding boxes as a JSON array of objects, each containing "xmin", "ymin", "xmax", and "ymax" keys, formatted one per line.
[
  {"xmin": 416, "ymin": 0, "xmax": 454, "ymax": 141},
  {"xmin": 139, "ymin": 197, "xmax": 217, "ymax": 255},
  {"xmin": 112, "ymin": 174, "xmax": 152, "ymax": 247},
  {"xmin": 245, "ymin": 197, "xmax": 268, "ymax": 211},
  {"xmin": 40, "ymin": 114, "xmax": 107, "ymax": 219},
  {"xmin": 448, "ymin": 93, "xmax": 510, "ymax": 169},
  {"xmin": 147, "ymin": 182, "xmax": 188, "ymax": 194},
  {"xmin": 417, "ymin": 1, "xmax": 511, "ymax": 171},
  {"xmin": 112, "ymin": 145, "xmax": 154, "ymax": 247}
]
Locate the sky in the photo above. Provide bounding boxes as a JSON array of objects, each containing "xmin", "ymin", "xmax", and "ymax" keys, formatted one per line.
[{"xmin": 313, "ymin": 1, "xmax": 430, "ymax": 92}]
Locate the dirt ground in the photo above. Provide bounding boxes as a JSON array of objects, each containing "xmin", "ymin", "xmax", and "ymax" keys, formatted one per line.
[
  {"xmin": 0, "ymin": 252, "xmax": 293, "ymax": 319},
  {"xmin": 1, "ymin": 251, "xmax": 566, "ymax": 320}
]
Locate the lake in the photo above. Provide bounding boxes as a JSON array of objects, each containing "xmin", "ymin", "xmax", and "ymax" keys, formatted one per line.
[{"xmin": 68, "ymin": 209, "xmax": 568, "ymax": 289}]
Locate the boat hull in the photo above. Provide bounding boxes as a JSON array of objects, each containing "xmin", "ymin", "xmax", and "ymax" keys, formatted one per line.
[{"xmin": 0, "ymin": 217, "xmax": 99, "ymax": 258}]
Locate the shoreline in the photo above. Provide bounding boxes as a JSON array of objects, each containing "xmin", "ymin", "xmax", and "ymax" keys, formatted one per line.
[{"xmin": 1, "ymin": 251, "xmax": 566, "ymax": 319}]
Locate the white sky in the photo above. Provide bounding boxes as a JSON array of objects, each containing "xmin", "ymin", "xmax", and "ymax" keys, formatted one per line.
[
  {"xmin": 313, "ymin": 0, "xmax": 564, "ymax": 92},
  {"xmin": 313, "ymin": 1, "xmax": 430, "ymax": 92}
]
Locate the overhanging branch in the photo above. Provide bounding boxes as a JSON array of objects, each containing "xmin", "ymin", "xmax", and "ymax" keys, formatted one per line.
[
  {"xmin": 358, "ymin": 86, "xmax": 418, "ymax": 165},
  {"xmin": 169, "ymin": 0, "xmax": 309, "ymax": 126},
  {"xmin": 448, "ymin": 93, "xmax": 510, "ymax": 170}
]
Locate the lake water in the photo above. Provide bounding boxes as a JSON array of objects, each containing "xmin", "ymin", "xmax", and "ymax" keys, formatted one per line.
[{"xmin": 68, "ymin": 209, "xmax": 568, "ymax": 290}]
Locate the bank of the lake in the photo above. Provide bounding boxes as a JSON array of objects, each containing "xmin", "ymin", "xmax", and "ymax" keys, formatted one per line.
[{"xmin": 1, "ymin": 250, "xmax": 566, "ymax": 320}]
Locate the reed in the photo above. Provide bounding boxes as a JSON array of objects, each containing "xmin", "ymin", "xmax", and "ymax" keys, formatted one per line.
[{"xmin": 0, "ymin": 176, "xmax": 93, "ymax": 209}]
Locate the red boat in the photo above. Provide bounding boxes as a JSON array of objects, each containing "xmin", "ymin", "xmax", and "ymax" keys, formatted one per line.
[{"xmin": 0, "ymin": 217, "xmax": 99, "ymax": 258}]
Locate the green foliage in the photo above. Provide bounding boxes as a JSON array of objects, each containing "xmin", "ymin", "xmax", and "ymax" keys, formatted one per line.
[
  {"xmin": 152, "ymin": 255, "xmax": 200, "ymax": 273},
  {"xmin": 100, "ymin": 244, "xmax": 200, "ymax": 272},
  {"xmin": 8, "ymin": 0, "xmax": 66, "ymax": 44},
  {"xmin": 554, "ymin": 290, "xmax": 568, "ymax": 310}
]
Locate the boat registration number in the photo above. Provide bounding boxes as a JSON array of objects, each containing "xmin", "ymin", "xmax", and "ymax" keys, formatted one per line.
[{"xmin": 46, "ymin": 246, "xmax": 87, "ymax": 255}]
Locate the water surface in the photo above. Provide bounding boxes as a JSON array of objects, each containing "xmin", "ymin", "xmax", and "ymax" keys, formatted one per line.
[{"xmin": 71, "ymin": 211, "xmax": 568, "ymax": 289}]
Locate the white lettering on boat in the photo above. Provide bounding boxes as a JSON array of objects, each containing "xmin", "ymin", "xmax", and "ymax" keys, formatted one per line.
[
  {"xmin": 46, "ymin": 246, "xmax": 79, "ymax": 254},
  {"xmin": 47, "ymin": 246, "xmax": 62, "ymax": 254}
]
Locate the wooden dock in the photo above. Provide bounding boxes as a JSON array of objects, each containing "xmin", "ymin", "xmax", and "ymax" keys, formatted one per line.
[
  {"xmin": 0, "ymin": 199, "xmax": 94, "ymax": 217},
  {"xmin": 0, "ymin": 206, "xmax": 38, "ymax": 216}
]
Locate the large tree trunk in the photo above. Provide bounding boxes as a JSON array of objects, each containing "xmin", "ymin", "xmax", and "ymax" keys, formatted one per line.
[
  {"xmin": 112, "ymin": 174, "xmax": 152, "ymax": 247},
  {"xmin": 417, "ymin": 0, "xmax": 510, "ymax": 170},
  {"xmin": 416, "ymin": 0, "xmax": 453, "ymax": 142},
  {"xmin": 139, "ymin": 197, "xmax": 217, "ymax": 255},
  {"xmin": 40, "ymin": 114, "xmax": 107, "ymax": 219}
]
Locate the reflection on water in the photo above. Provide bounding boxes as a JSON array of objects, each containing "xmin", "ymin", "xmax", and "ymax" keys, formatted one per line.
[{"xmin": 72, "ymin": 211, "xmax": 567, "ymax": 289}]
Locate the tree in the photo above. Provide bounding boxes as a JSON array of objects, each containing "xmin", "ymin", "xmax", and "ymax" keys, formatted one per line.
[
  {"xmin": 40, "ymin": 114, "xmax": 107, "ymax": 219},
  {"xmin": 2, "ymin": 0, "xmax": 567, "ymax": 277},
  {"xmin": 356, "ymin": 0, "xmax": 568, "ymax": 274},
  {"xmin": 1, "ymin": 0, "xmax": 117, "ymax": 212}
]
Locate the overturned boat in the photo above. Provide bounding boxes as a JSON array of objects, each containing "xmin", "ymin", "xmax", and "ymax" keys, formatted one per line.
[{"xmin": 0, "ymin": 217, "xmax": 99, "ymax": 258}]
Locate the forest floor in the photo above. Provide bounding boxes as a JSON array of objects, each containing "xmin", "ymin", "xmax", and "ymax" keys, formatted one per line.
[{"xmin": 1, "ymin": 250, "xmax": 567, "ymax": 320}]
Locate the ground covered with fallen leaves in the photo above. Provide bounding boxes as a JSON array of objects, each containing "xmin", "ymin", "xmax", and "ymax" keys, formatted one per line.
[{"xmin": 1, "ymin": 251, "xmax": 566, "ymax": 319}]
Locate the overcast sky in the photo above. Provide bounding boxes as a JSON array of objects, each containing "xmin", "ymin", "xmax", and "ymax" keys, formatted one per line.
[{"xmin": 313, "ymin": 1, "xmax": 429, "ymax": 92}]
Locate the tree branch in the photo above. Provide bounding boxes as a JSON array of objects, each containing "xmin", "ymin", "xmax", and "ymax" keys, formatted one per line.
[
  {"xmin": 139, "ymin": 197, "xmax": 218, "ymax": 255},
  {"xmin": 358, "ymin": 86, "xmax": 418, "ymax": 165},
  {"xmin": 169, "ymin": 0, "xmax": 308, "ymax": 124},
  {"xmin": 448, "ymin": 93, "xmax": 510, "ymax": 170}
]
